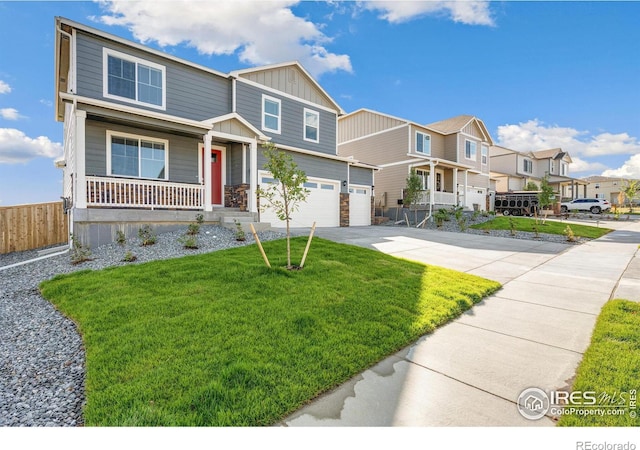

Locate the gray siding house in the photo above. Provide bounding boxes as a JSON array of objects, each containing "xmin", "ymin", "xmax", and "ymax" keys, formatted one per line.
[{"xmin": 55, "ymin": 17, "xmax": 376, "ymax": 246}]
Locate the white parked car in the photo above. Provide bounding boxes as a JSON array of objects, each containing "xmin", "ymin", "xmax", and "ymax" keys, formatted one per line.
[{"xmin": 560, "ymin": 198, "xmax": 611, "ymax": 214}]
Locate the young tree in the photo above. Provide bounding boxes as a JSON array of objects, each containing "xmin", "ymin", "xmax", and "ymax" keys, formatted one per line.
[
  {"xmin": 622, "ymin": 179, "xmax": 640, "ymax": 213},
  {"xmin": 537, "ymin": 175, "xmax": 555, "ymax": 223},
  {"xmin": 524, "ymin": 181, "xmax": 539, "ymax": 191},
  {"xmin": 404, "ymin": 168, "xmax": 423, "ymax": 225},
  {"xmin": 256, "ymin": 142, "xmax": 310, "ymax": 269}
]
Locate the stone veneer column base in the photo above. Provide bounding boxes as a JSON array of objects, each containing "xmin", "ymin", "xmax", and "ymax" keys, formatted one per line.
[{"xmin": 340, "ymin": 193, "xmax": 349, "ymax": 227}]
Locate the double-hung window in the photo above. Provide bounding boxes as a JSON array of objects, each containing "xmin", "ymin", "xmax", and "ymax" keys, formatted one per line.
[
  {"xmin": 481, "ymin": 145, "xmax": 488, "ymax": 165},
  {"xmin": 416, "ymin": 132, "xmax": 431, "ymax": 155},
  {"xmin": 262, "ymin": 95, "xmax": 281, "ymax": 134},
  {"xmin": 465, "ymin": 140, "xmax": 477, "ymax": 161},
  {"xmin": 108, "ymin": 131, "xmax": 168, "ymax": 180},
  {"xmin": 523, "ymin": 158, "xmax": 533, "ymax": 174},
  {"xmin": 561, "ymin": 162, "xmax": 568, "ymax": 176},
  {"xmin": 304, "ymin": 108, "xmax": 319, "ymax": 142},
  {"xmin": 103, "ymin": 49, "xmax": 166, "ymax": 109}
]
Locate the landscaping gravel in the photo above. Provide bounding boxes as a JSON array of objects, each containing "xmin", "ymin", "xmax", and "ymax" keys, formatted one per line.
[{"xmin": 0, "ymin": 225, "xmax": 284, "ymax": 427}]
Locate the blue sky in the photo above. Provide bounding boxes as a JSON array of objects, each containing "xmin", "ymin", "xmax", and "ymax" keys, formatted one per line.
[{"xmin": 1, "ymin": 0, "xmax": 639, "ymax": 206}]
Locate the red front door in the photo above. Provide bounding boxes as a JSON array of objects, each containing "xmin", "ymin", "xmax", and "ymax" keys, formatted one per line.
[{"xmin": 211, "ymin": 149, "xmax": 222, "ymax": 205}]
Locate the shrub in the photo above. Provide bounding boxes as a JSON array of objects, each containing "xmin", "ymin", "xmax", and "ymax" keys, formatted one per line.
[
  {"xmin": 115, "ymin": 230, "xmax": 126, "ymax": 246},
  {"xmin": 195, "ymin": 213, "xmax": 204, "ymax": 225},
  {"xmin": 178, "ymin": 234, "xmax": 199, "ymax": 249},
  {"xmin": 122, "ymin": 251, "xmax": 137, "ymax": 263},
  {"xmin": 234, "ymin": 220, "xmax": 246, "ymax": 241},
  {"xmin": 564, "ymin": 225, "xmax": 576, "ymax": 242},
  {"xmin": 138, "ymin": 225, "xmax": 157, "ymax": 246},
  {"xmin": 186, "ymin": 223, "xmax": 200, "ymax": 236},
  {"xmin": 70, "ymin": 234, "xmax": 92, "ymax": 265}
]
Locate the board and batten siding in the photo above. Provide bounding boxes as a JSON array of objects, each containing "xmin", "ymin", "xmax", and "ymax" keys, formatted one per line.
[
  {"xmin": 409, "ymin": 126, "xmax": 447, "ymax": 160},
  {"xmin": 443, "ymin": 135, "xmax": 458, "ymax": 163},
  {"xmin": 338, "ymin": 110, "xmax": 406, "ymax": 144},
  {"xmin": 240, "ymin": 67, "xmax": 335, "ymax": 109},
  {"xmin": 85, "ymin": 120, "xmax": 201, "ymax": 184},
  {"xmin": 338, "ymin": 126, "xmax": 409, "ymax": 165},
  {"xmin": 235, "ymin": 81, "xmax": 337, "ymax": 156},
  {"xmin": 257, "ymin": 150, "xmax": 349, "ymax": 193},
  {"xmin": 74, "ymin": 31, "xmax": 231, "ymax": 121}
]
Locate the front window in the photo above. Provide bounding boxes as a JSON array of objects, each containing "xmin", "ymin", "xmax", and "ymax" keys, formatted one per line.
[
  {"xmin": 108, "ymin": 132, "xmax": 167, "ymax": 180},
  {"xmin": 304, "ymin": 108, "xmax": 319, "ymax": 142},
  {"xmin": 523, "ymin": 158, "xmax": 533, "ymax": 174},
  {"xmin": 561, "ymin": 162, "xmax": 568, "ymax": 176},
  {"xmin": 481, "ymin": 145, "xmax": 488, "ymax": 165},
  {"xmin": 262, "ymin": 95, "xmax": 281, "ymax": 133},
  {"xmin": 465, "ymin": 140, "xmax": 477, "ymax": 160},
  {"xmin": 103, "ymin": 49, "xmax": 165, "ymax": 109},
  {"xmin": 416, "ymin": 169, "xmax": 429, "ymax": 190},
  {"xmin": 416, "ymin": 132, "xmax": 431, "ymax": 155}
]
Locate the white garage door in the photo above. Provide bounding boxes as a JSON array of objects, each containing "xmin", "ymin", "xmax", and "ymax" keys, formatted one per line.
[
  {"xmin": 258, "ymin": 171, "xmax": 340, "ymax": 228},
  {"xmin": 349, "ymin": 185, "xmax": 371, "ymax": 226}
]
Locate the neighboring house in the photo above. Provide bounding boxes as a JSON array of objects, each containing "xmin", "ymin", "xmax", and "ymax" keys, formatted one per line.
[
  {"xmin": 54, "ymin": 17, "xmax": 376, "ymax": 247},
  {"xmin": 337, "ymin": 109, "xmax": 494, "ymax": 212},
  {"xmin": 490, "ymin": 146, "xmax": 586, "ymax": 200},
  {"xmin": 582, "ymin": 175, "xmax": 639, "ymax": 206}
]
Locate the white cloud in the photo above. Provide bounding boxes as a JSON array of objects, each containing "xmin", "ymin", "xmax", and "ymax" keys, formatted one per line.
[
  {"xmin": 363, "ymin": 0, "xmax": 494, "ymax": 26},
  {"xmin": 569, "ymin": 156, "xmax": 608, "ymax": 174},
  {"xmin": 0, "ymin": 108, "xmax": 23, "ymax": 121},
  {"xmin": 602, "ymin": 155, "xmax": 640, "ymax": 179},
  {"xmin": 496, "ymin": 119, "xmax": 640, "ymax": 158},
  {"xmin": 0, "ymin": 128, "xmax": 63, "ymax": 164},
  {"xmin": 0, "ymin": 80, "xmax": 10, "ymax": 94},
  {"xmin": 94, "ymin": 0, "xmax": 352, "ymax": 77}
]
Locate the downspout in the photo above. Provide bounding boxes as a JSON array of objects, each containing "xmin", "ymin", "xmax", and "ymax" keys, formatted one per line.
[{"xmin": 231, "ymin": 77, "xmax": 237, "ymax": 113}]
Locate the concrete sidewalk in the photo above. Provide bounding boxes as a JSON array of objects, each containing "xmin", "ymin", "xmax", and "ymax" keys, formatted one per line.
[{"xmin": 282, "ymin": 221, "xmax": 640, "ymax": 426}]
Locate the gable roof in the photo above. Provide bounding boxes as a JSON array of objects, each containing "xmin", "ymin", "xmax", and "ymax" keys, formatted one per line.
[
  {"xmin": 531, "ymin": 148, "xmax": 572, "ymax": 163},
  {"xmin": 425, "ymin": 115, "xmax": 494, "ymax": 145},
  {"xmin": 230, "ymin": 61, "xmax": 343, "ymax": 113}
]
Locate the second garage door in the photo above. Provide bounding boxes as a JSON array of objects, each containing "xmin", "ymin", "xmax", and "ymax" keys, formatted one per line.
[
  {"xmin": 258, "ymin": 171, "xmax": 340, "ymax": 227},
  {"xmin": 349, "ymin": 185, "xmax": 371, "ymax": 226}
]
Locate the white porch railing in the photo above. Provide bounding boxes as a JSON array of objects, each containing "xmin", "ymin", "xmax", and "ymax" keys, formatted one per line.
[
  {"xmin": 86, "ymin": 176, "xmax": 204, "ymax": 209},
  {"xmin": 415, "ymin": 190, "xmax": 456, "ymax": 205}
]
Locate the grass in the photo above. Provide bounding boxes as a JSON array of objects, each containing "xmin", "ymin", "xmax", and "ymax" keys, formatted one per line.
[
  {"xmin": 40, "ymin": 237, "xmax": 500, "ymax": 426},
  {"xmin": 470, "ymin": 216, "xmax": 612, "ymax": 239},
  {"xmin": 559, "ymin": 300, "xmax": 640, "ymax": 426}
]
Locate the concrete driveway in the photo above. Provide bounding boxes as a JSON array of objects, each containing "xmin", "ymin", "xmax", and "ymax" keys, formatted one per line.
[{"xmin": 282, "ymin": 222, "xmax": 640, "ymax": 426}]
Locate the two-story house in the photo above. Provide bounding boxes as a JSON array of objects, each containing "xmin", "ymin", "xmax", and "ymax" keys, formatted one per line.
[
  {"xmin": 54, "ymin": 17, "xmax": 376, "ymax": 246},
  {"xmin": 582, "ymin": 175, "xmax": 638, "ymax": 206},
  {"xmin": 490, "ymin": 146, "xmax": 586, "ymax": 200},
  {"xmin": 338, "ymin": 109, "xmax": 493, "ymax": 212}
]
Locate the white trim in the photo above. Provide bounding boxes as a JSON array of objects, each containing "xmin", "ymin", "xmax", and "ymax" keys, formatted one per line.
[
  {"xmin": 380, "ymin": 158, "xmax": 425, "ymax": 168},
  {"xmin": 481, "ymin": 144, "xmax": 488, "ymax": 166},
  {"xmin": 232, "ymin": 71, "xmax": 341, "ymax": 115},
  {"xmin": 415, "ymin": 130, "xmax": 431, "ymax": 156},
  {"xmin": 261, "ymin": 94, "xmax": 281, "ymax": 134},
  {"xmin": 106, "ymin": 130, "xmax": 169, "ymax": 181},
  {"xmin": 464, "ymin": 139, "xmax": 477, "ymax": 161},
  {"xmin": 202, "ymin": 112, "xmax": 269, "ymax": 141},
  {"xmin": 59, "ymin": 93, "xmax": 210, "ymax": 131},
  {"xmin": 338, "ymin": 123, "xmax": 409, "ymax": 146},
  {"xmin": 211, "ymin": 144, "xmax": 226, "ymax": 207},
  {"xmin": 303, "ymin": 108, "xmax": 320, "ymax": 143},
  {"xmin": 258, "ymin": 170, "xmax": 340, "ymax": 187},
  {"xmin": 102, "ymin": 48, "xmax": 166, "ymax": 110},
  {"xmin": 70, "ymin": 28, "xmax": 77, "ymax": 94},
  {"xmin": 270, "ymin": 142, "xmax": 361, "ymax": 164}
]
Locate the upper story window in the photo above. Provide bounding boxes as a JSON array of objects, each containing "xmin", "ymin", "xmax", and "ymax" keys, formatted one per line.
[
  {"xmin": 304, "ymin": 108, "xmax": 319, "ymax": 143},
  {"xmin": 481, "ymin": 145, "xmax": 488, "ymax": 165},
  {"xmin": 107, "ymin": 131, "xmax": 168, "ymax": 180},
  {"xmin": 523, "ymin": 158, "xmax": 533, "ymax": 174},
  {"xmin": 561, "ymin": 162, "xmax": 568, "ymax": 176},
  {"xmin": 465, "ymin": 140, "xmax": 477, "ymax": 161},
  {"xmin": 262, "ymin": 95, "xmax": 281, "ymax": 134},
  {"xmin": 416, "ymin": 132, "xmax": 431, "ymax": 155},
  {"xmin": 595, "ymin": 183, "xmax": 600, "ymax": 189},
  {"xmin": 103, "ymin": 49, "xmax": 166, "ymax": 109}
]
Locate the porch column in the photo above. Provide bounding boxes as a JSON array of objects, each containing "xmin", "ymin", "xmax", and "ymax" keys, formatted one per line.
[
  {"xmin": 462, "ymin": 170, "xmax": 469, "ymax": 208},
  {"xmin": 242, "ymin": 144, "xmax": 247, "ymax": 184},
  {"xmin": 75, "ymin": 110, "xmax": 87, "ymax": 209},
  {"xmin": 452, "ymin": 168, "xmax": 458, "ymax": 206},
  {"xmin": 249, "ymin": 139, "xmax": 258, "ymax": 213},
  {"xmin": 429, "ymin": 161, "xmax": 436, "ymax": 208},
  {"xmin": 204, "ymin": 132, "xmax": 213, "ymax": 212}
]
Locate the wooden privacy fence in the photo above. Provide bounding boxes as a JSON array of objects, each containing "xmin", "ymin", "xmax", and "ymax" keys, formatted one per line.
[{"xmin": 0, "ymin": 201, "xmax": 69, "ymax": 254}]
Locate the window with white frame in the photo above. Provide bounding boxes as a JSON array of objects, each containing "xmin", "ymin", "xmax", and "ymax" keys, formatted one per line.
[
  {"xmin": 595, "ymin": 193, "xmax": 605, "ymax": 199},
  {"xmin": 103, "ymin": 49, "xmax": 165, "ymax": 109},
  {"xmin": 595, "ymin": 183, "xmax": 600, "ymax": 189},
  {"xmin": 416, "ymin": 169, "xmax": 429, "ymax": 190},
  {"xmin": 465, "ymin": 140, "xmax": 477, "ymax": 160},
  {"xmin": 262, "ymin": 95, "xmax": 281, "ymax": 133},
  {"xmin": 304, "ymin": 108, "xmax": 319, "ymax": 142},
  {"xmin": 108, "ymin": 131, "xmax": 168, "ymax": 180},
  {"xmin": 416, "ymin": 132, "xmax": 431, "ymax": 155},
  {"xmin": 523, "ymin": 158, "xmax": 533, "ymax": 174},
  {"xmin": 561, "ymin": 162, "xmax": 568, "ymax": 176},
  {"xmin": 481, "ymin": 145, "xmax": 488, "ymax": 165}
]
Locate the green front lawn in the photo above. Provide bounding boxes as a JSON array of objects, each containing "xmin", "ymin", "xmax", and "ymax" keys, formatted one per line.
[
  {"xmin": 471, "ymin": 217, "xmax": 611, "ymax": 239},
  {"xmin": 559, "ymin": 300, "xmax": 640, "ymax": 426},
  {"xmin": 40, "ymin": 237, "xmax": 500, "ymax": 426}
]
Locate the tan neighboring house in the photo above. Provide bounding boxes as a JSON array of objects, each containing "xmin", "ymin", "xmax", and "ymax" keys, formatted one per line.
[
  {"xmin": 582, "ymin": 175, "xmax": 639, "ymax": 206},
  {"xmin": 490, "ymin": 146, "xmax": 586, "ymax": 200},
  {"xmin": 338, "ymin": 109, "xmax": 494, "ymax": 212}
]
